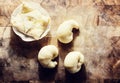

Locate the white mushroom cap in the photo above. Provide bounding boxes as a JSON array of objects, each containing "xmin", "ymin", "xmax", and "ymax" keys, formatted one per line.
[
  {"xmin": 57, "ymin": 20, "xmax": 80, "ymax": 44},
  {"xmin": 64, "ymin": 51, "xmax": 84, "ymax": 73},
  {"xmin": 38, "ymin": 45, "xmax": 58, "ymax": 68}
]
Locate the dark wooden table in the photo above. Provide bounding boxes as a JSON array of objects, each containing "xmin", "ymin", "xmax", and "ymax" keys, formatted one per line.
[{"xmin": 0, "ymin": 0, "xmax": 120, "ymax": 83}]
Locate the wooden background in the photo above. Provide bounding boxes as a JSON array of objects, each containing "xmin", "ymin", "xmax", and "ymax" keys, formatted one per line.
[{"xmin": 0, "ymin": 0, "xmax": 120, "ymax": 83}]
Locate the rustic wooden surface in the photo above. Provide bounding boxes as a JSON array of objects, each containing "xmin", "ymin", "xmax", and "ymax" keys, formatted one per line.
[{"xmin": 0, "ymin": 0, "xmax": 120, "ymax": 83}]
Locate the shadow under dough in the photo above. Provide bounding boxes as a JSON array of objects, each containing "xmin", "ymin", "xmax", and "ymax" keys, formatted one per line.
[
  {"xmin": 65, "ymin": 64, "xmax": 87, "ymax": 83},
  {"xmin": 38, "ymin": 56, "xmax": 58, "ymax": 81},
  {"xmin": 9, "ymin": 28, "xmax": 51, "ymax": 59}
]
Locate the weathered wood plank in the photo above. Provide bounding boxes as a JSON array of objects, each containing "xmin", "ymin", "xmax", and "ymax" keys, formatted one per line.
[{"xmin": 0, "ymin": 0, "xmax": 120, "ymax": 82}]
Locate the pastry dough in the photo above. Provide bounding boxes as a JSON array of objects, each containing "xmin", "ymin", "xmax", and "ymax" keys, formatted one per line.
[
  {"xmin": 38, "ymin": 45, "xmax": 59, "ymax": 68},
  {"xmin": 57, "ymin": 20, "xmax": 79, "ymax": 43},
  {"xmin": 64, "ymin": 51, "xmax": 84, "ymax": 73},
  {"xmin": 11, "ymin": 1, "xmax": 50, "ymax": 40}
]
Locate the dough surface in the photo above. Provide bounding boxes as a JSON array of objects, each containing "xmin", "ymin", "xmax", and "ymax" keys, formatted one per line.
[{"xmin": 11, "ymin": 1, "xmax": 50, "ymax": 40}]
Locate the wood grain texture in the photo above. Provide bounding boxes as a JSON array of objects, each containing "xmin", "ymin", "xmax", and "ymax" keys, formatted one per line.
[{"xmin": 0, "ymin": 0, "xmax": 120, "ymax": 82}]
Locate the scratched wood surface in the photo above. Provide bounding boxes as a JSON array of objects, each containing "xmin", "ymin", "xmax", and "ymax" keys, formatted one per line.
[{"xmin": 0, "ymin": 0, "xmax": 120, "ymax": 83}]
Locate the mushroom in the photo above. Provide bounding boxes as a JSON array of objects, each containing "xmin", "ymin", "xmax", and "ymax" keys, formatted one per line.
[
  {"xmin": 64, "ymin": 51, "xmax": 84, "ymax": 73},
  {"xmin": 57, "ymin": 20, "xmax": 80, "ymax": 44},
  {"xmin": 38, "ymin": 45, "xmax": 59, "ymax": 68}
]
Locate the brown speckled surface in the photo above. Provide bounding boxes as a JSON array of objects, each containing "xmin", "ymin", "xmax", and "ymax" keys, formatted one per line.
[{"xmin": 0, "ymin": 0, "xmax": 120, "ymax": 83}]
